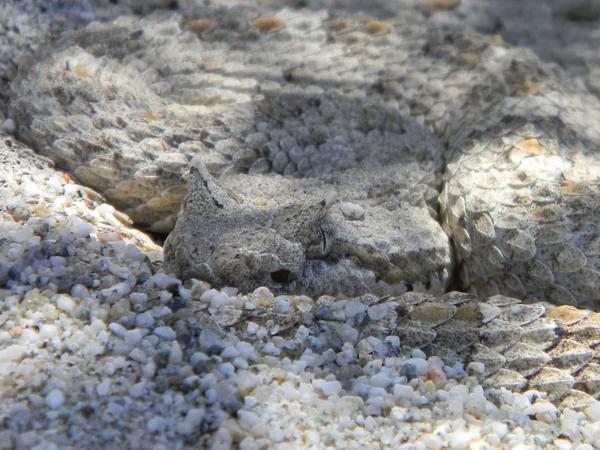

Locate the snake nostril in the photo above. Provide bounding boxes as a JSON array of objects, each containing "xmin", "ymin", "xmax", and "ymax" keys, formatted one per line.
[{"xmin": 271, "ymin": 269, "xmax": 292, "ymax": 284}]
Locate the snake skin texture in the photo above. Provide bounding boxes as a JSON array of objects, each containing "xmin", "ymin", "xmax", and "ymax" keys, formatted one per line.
[{"xmin": 4, "ymin": 0, "xmax": 600, "ymax": 400}]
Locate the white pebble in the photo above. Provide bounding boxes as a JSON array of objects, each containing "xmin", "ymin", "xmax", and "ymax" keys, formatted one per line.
[
  {"xmin": 221, "ymin": 346, "xmax": 241, "ymax": 359},
  {"xmin": 55, "ymin": 295, "xmax": 76, "ymax": 314},
  {"xmin": 393, "ymin": 384, "xmax": 414, "ymax": 400},
  {"xmin": 200, "ymin": 289, "xmax": 230, "ymax": 308},
  {"xmin": 151, "ymin": 306, "xmax": 171, "ymax": 318},
  {"xmin": 152, "ymin": 272, "xmax": 179, "ymax": 289},
  {"xmin": 339, "ymin": 201, "xmax": 365, "ymax": 220},
  {"xmin": 525, "ymin": 400, "xmax": 558, "ymax": 422},
  {"xmin": 411, "ymin": 348, "xmax": 427, "ymax": 359},
  {"xmin": 154, "ymin": 326, "xmax": 176, "ymax": 340},
  {"xmin": 345, "ymin": 300, "xmax": 367, "ymax": 317},
  {"xmin": 0, "ymin": 344, "xmax": 26, "ymax": 363},
  {"xmin": 147, "ymin": 416, "xmax": 166, "ymax": 433},
  {"xmin": 96, "ymin": 380, "xmax": 111, "ymax": 396},
  {"xmin": 313, "ymin": 379, "xmax": 342, "ymax": 397},
  {"xmin": 136, "ymin": 311, "xmax": 154, "ymax": 328},
  {"xmin": 45, "ymin": 389, "xmax": 64, "ymax": 409},
  {"xmin": 169, "ymin": 341, "xmax": 183, "ymax": 364},
  {"xmin": 129, "ymin": 292, "xmax": 148, "ymax": 305},
  {"xmin": 108, "ymin": 322, "xmax": 127, "ymax": 339},
  {"xmin": 246, "ymin": 322, "xmax": 259, "ymax": 335},
  {"xmin": 124, "ymin": 329, "xmax": 143, "ymax": 346},
  {"xmin": 585, "ymin": 403, "xmax": 600, "ymax": 421},
  {"xmin": 466, "ymin": 362, "xmax": 485, "ymax": 374},
  {"xmin": 129, "ymin": 348, "xmax": 147, "ymax": 363}
]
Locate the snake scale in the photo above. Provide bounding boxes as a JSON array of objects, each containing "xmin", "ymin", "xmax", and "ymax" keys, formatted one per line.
[{"xmin": 4, "ymin": 0, "xmax": 600, "ymax": 406}]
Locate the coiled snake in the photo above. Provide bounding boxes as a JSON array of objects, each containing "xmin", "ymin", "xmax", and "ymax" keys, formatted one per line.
[{"xmin": 6, "ymin": 0, "xmax": 600, "ymax": 406}]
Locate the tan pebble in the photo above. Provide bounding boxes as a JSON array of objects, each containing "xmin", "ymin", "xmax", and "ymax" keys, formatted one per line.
[
  {"xmin": 97, "ymin": 231, "xmax": 124, "ymax": 243},
  {"xmin": 515, "ymin": 80, "xmax": 545, "ymax": 96},
  {"xmin": 72, "ymin": 64, "xmax": 89, "ymax": 77},
  {"xmin": 545, "ymin": 305, "xmax": 590, "ymax": 326},
  {"xmin": 326, "ymin": 18, "xmax": 351, "ymax": 31},
  {"xmin": 110, "ymin": 299, "xmax": 131, "ymax": 321},
  {"xmin": 424, "ymin": 0, "xmax": 459, "ymax": 13},
  {"xmin": 250, "ymin": 17, "xmax": 285, "ymax": 32},
  {"xmin": 140, "ymin": 112, "xmax": 161, "ymax": 122},
  {"xmin": 364, "ymin": 20, "xmax": 391, "ymax": 36},
  {"xmin": 184, "ymin": 19, "xmax": 215, "ymax": 34},
  {"xmin": 337, "ymin": 32, "xmax": 367, "ymax": 44},
  {"xmin": 409, "ymin": 302, "xmax": 456, "ymax": 328},
  {"xmin": 487, "ymin": 34, "xmax": 504, "ymax": 46},
  {"xmin": 457, "ymin": 51, "xmax": 479, "ymax": 66},
  {"xmin": 424, "ymin": 379, "xmax": 436, "ymax": 392},
  {"xmin": 31, "ymin": 204, "xmax": 51, "ymax": 218},
  {"xmin": 560, "ymin": 180, "xmax": 588, "ymax": 195},
  {"xmin": 514, "ymin": 138, "xmax": 542, "ymax": 156}
]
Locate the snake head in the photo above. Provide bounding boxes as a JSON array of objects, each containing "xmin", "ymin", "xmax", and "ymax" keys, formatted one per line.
[
  {"xmin": 163, "ymin": 160, "xmax": 337, "ymax": 292},
  {"xmin": 164, "ymin": 159, "xmax": 451, "ymax": 297}
]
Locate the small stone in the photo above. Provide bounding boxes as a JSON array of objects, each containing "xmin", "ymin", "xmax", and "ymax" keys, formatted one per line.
[
  {"xmin": 154, "ymin": 326, "xmax": 176, "ymax": 340},
  {"xmin": 313, "ymin": 379, "xmax": 342, "ymax": 397},
  {"xmin": 147, "ymin": 416, "xmax": 165, "ymax": 433},
  {"xmin": 393, "ymin": 384, "xmax": 414, "ymax": 400},
  {"xmin": 339, "ymin": 202, "xmax": 365, "ymax": 220},
  {"xmin": 109, "ymin": 298, "xmax": 131, "ymax": 321},
  {"xmin": 124, "ymin": 329, "xmax": 143, "ymax": 346},
  {"xmin": 0, "ymin": 344, "xmax": 26, "ymax": 364},
  {"xmin": 466, "ymin": 362, "xmax": 485, "ymax": 375},
  {"xmin": 45, "ymin": 389, "xmax": 64, "ymax": 409},
  {"xmin": 136, "ymin": 311, "xmax": 154, "ymax": 328},
  {"xmin": 96, "ymin": 380, "xmax": 110, "ymax": 396},
  {"xmin": 169, "ymin": 341, "xmax": 183, "ymax": 364},
  {"xmin": 525, "ymin": 400, "xmax": 558, "ymax": 422},
  {"xmin": 55, "ymin": 294, "xmax": 75, "ymax": 314},
  {"xmin": 584, "ymin": 402, "xmax": 600, "ymax": 420},
  {"xmin": 200, "ymin": 289, "xmax": 230, "ymax": 308}
]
